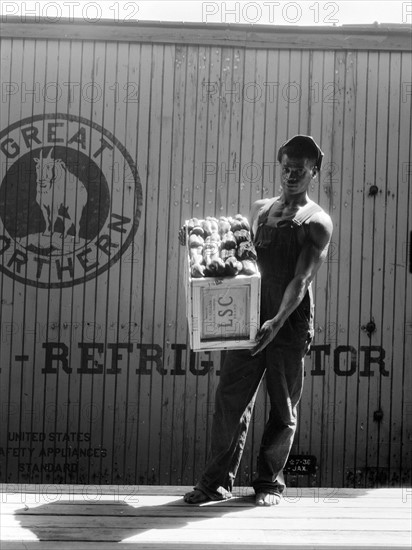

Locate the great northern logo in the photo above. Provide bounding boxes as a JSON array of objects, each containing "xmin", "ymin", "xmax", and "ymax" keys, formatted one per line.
[{"xmin": 0, "ymin": 114, "xmax": 142, "ymax": 288}]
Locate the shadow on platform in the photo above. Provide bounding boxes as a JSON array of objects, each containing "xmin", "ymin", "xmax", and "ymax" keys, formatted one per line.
[{"xmin": 13, "ymin": 495, "xmax": 254, "ymax": 543}]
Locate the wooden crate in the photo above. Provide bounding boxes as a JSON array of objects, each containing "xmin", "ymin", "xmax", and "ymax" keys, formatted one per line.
[{"xmin": 184, "ymin": 252, "xmax": 261, "ymax": 351}]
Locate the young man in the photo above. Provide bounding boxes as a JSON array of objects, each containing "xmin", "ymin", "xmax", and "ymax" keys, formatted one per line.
[{"xmin": 184, "ymin": 135, "xmax": 333, "ymax": 506}]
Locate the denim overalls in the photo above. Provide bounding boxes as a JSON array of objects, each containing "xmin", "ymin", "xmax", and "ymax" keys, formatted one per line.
[{"xmin": 195, "ymin": 198, "xmax": 322, "ymax": 499}]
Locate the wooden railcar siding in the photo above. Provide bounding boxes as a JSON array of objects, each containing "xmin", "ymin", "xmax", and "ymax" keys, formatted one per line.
[{"xmin": 0, "ymin": 22, "xmax": 411, "ymax": 488}]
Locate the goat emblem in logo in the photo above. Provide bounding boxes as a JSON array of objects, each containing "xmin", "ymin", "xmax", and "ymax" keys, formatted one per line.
[
  {"xmin": 0, "ymin": 113, "xmax": 142, "ymax": 288},
  {"xmin": 34, "ymin": 149, "xmax": 88, "ymax": 243}
]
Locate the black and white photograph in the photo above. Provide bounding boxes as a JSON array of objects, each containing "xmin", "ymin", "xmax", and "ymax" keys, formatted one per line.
[{"xmin": 0, "ymin": 1, "xmax": 411, "ymax": 548}]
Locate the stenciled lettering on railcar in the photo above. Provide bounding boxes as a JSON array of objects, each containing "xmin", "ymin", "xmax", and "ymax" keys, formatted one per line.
[{"xmin": 0, "ymin": 113, "xmax": 142, "ymax": 288}]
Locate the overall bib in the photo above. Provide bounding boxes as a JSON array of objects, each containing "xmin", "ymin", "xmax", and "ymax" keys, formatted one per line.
[{"xmin": 196, "ymin": 199, "xmax": 321, "ymax": 499}]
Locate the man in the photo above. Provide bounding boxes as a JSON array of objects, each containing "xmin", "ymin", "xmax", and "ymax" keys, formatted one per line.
[{"xmin": 184, "ymin": 135, "xmax": 333, "ymax": 506}]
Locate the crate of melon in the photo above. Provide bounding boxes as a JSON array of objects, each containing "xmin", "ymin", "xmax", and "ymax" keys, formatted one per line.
[{"xmin": 183, "ymin": 214, "xmax": 261, "ymax": 351}]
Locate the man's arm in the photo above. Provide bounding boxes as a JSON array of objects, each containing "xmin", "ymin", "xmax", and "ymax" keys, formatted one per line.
[{"xmin": 251, "ymin": 211, "xmax": 333, "ymax": 356}]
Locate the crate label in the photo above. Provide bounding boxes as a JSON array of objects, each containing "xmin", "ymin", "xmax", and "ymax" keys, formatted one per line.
[{"xmin": 200, "ymin": 286, "xmax": 250, "ymax": 340}]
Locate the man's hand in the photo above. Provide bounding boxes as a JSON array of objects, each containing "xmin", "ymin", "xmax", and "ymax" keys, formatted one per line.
[{"xmin": 251, "ymin": 319, "xmax": 282, "ymax": 356}]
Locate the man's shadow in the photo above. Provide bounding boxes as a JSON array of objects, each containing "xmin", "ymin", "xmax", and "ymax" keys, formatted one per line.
[{"xmin": 14, "ymin": 493, "xmax": 256, "ymax": 543}]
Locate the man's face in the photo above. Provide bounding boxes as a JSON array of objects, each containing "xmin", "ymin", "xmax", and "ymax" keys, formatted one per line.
[{"xmin": 280, "ymin": 154, "xmax": 316, "ymax": 195}]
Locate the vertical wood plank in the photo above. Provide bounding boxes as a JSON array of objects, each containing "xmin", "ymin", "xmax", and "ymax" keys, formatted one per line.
[
  {"xmin": 397, "ymin": 52, "xmax": 412, "ymax": 484},
  {"xmin": 325, "ymin": 49, "xmax": 348, "ymax": 488},
  {"xmin": 63, "ymin": 38, "xmax": 87, "ymax": 485},
  {"xmin": 303, "ymin": 49, "xmax": 329, "ymax": 482},
  {"xmin": 0, "ymin": 40, "xmax": 16, "ymax": 480},
  {"xmin": 338, "ymin": 50, "xmax": 363, "ymax": 487},
  {"xmin": 292, "ymin": 50, "xmax": 316, "ymax": 480},
  {"xmin": 237, "ymin": 47, "xmax": 262, "ymax": 486},
  {"xmin": 135, "ymin": 41, "xmax": 162, "ymax": 484},
  {"xmin": 43, "ymin": 38, "xmax": 75, "ymax": 483},
  {"xmin": 73, "ymin": 39, "xmax": 106, "ymax": 484},
  {"xmin": 355, "ymin": 50, "xmax": 379, "ymax": 486},
  {"xmin": 115, "ymin": 40, "xmax": 144, "ymax": 485},
  {"xmin": 2, "ymin": 38, "xmax": 27, "ymax": 483},
  {"xmin": 163, "ymin": 43, "xmax": 191, "ymax": 485},
  {"xmin": 95, "ymin": 40, "xmax": 127, "ymax": 484},
  {"xmin": 262, "ymin": 49, "xmax": 279, "ymax": 200},
  {"xmin": 123, "ymin": 41, "xmax": 148, "ymax": 486},
  {"xmin": 381, "ymin": 51, "xmax": 402, "ymax": 485},
  {"xmin": 169, "ymin": 43, "xmax": 198, "ymax": 486},
  {"xmin": 368, "ymin": 52, "xmax": 393, "ymax": 484},
  {"xmin": 193, "ymin": 43, "xmax": 222, "ymax": 485},
  {"xmin": 0, "ymin": 36, "xmax": 13, "ymax": 482},
  {"xmin": 343, "ymin": 50, "xmax": 368, "ymax": 487},
  {"xmin": 316, "ymin": 50, "xmax": 339, "ymax": 488},
  {"xmin": 148, "ymin": 43, "xmax": 174, "ymax": 484},
  {"xmin": 159, "ymin": 42, "xmax": 188, "ymax": 485}
]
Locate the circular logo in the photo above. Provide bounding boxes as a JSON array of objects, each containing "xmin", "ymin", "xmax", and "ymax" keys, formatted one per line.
[{"xmin": 0, "ymin": 114, "xmax": 142, "ymax": 288}]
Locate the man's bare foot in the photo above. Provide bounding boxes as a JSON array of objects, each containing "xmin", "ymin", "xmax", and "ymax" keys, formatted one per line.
[
  {"xmin": 255, "ymin": 492, "xmax": 281, "ymax": 506},
  {"xmin": 183, "ymin": 488, "xmax": 211, "ymax": 504}
]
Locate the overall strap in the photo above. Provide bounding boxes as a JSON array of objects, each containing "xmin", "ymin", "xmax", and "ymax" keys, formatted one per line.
[{"xmin": 292, "ymin": 201, "xmax": 322, "ymax": 226}]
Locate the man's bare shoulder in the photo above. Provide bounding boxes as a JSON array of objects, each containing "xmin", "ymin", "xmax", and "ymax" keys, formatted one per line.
[
  {"xmin": 309, "ymin": 206, "xmax": 333, "ymax": 230},
  {"xmin": 252, "ymin": 198, "xmax": 272, "ymax": 210},
  {"xmin": 308, "ymin": 205, "xmax": 333, "ymax": 246},
  {"xmin": 249, "ymin": 198, "xmax": 273, "ymax": 224}
]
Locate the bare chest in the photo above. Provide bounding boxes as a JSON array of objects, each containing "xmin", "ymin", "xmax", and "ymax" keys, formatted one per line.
[
  {"xmin": 257, "ymin": 200, "xmax": 310, "ymax": 246},
  {"xmin": 266, "ymin": 201, "xmax": 303, "ymax": 225}
]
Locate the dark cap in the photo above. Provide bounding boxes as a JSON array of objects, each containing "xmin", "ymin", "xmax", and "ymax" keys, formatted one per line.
[{"xmin": 277, "ymin": 134, "xmax": 324, "ymax": 170}]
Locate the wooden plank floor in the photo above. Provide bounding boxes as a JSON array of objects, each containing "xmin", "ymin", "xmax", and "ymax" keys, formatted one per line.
[{"xmin": 0, "ymin": 485, "xmax": 410, "ymax": 549}]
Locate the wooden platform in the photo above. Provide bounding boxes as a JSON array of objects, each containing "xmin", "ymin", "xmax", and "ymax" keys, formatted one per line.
[{"xmin": 0, "ymin": 485, "xmax": 411, "ymax": 549}]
